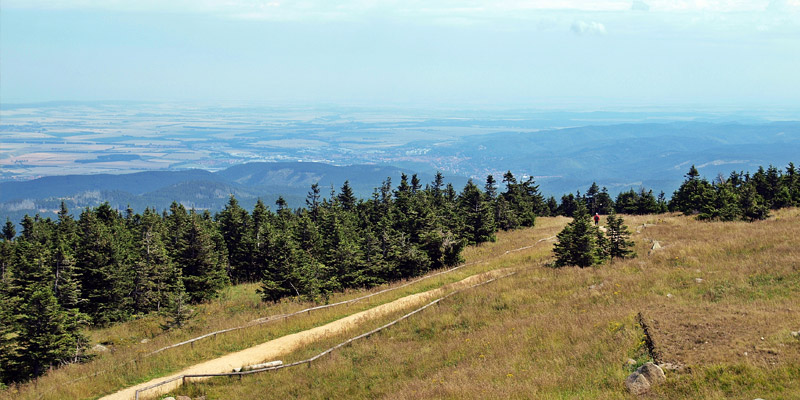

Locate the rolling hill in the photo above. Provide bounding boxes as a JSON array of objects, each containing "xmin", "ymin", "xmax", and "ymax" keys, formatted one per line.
[{"xmin": 4, "ymin": 210, "xmax": 799, "ymax": 399}]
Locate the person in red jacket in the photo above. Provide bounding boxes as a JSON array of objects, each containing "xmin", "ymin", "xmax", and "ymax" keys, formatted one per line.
[{"xmin": 594, "ymin": 213, "xmax": 600, "ymax": 226}]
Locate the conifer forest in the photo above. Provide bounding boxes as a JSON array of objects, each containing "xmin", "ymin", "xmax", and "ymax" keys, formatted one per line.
[{"xmin": 1, "ymin": 163, "xmax": 799, "ymax": 385}]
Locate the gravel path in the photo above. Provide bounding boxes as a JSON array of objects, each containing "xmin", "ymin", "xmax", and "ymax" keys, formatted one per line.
[{"xmin": 101, "ymin": 269, "xmax": 509, "ymax": 400}]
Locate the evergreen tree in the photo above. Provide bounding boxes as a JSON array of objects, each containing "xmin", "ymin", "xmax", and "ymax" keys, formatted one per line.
[
  {"xmin": 337, "ymin": 180, "xmax": 357, "ymax": 211},
  {"xmin": 12, "ymin": 285, "xmax": 81, "ymax": 381},
  {"xmin": 216, "ymin": 195, "xmax": 255, "ymax": 283},
  {"xmin": 160, "ymin": 282, "xmax": 194, "ymax": 330},
  {"xmin": 2, "ymin": 218, "xmax": 15, "ymax": 241},
  {"xmin": 671, "ymin": 165, "xmax": 714, "ymax": 215},
  {"xmin": 739, "ymin": 183, "xmax": 769, "ymax": 221},
  {"xmin": 605, "ymin": 212, "xmax": 636, "ymax": 260},
  {"xmin": 458, "ymin": 180, "xmax": 496, "ymax": 245},
  {"xmin": 553, "ymin": 203, "xmax": 609, "ymax": 268},
  {"xmin": 177, "ymin": 212, "xmax": 228, "ymax": 303}
]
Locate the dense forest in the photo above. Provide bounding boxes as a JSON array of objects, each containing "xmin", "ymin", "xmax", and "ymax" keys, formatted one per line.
[{"xmin": 1, "ymin": 163, "xmax": 799, "ymax": 386}]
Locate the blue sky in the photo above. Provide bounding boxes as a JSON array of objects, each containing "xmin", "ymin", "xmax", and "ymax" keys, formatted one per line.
[{"xmin": 1, "ymin": 0, "xmax": 799, "ymax": 108}]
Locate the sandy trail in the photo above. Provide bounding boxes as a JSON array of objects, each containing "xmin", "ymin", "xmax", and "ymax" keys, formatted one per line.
[{"xmin": 102, "ymin": 268, "xmax": 510, "ymax": 400}]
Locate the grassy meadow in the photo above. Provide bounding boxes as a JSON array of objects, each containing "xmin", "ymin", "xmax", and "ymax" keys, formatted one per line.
[
  {"xmin": 4, "ymin": 211, "xmax": 800, "ymax": 399},
  {"xmin": 172, "ymin": 209, "xmax": 800, "ymax": 400}
]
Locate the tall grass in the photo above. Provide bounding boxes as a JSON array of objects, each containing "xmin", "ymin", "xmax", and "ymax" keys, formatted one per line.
[{"xmin": 172, "ymin": 209, "xmax": 800, "ymax": 399}]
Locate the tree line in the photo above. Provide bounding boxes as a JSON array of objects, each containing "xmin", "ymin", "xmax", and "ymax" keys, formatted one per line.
[
  {"xmin": 1, "ymin": 162, "xmax": 798, "ymax": 385},
  {"xmin": 0, "ymin": 171, "xmax": 544, "ymax": 385}
]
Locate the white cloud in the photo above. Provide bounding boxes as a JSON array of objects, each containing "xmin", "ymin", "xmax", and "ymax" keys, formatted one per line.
[{"xmin": 571, "ymin": 20, "xmax": 607, "ymax": 35}]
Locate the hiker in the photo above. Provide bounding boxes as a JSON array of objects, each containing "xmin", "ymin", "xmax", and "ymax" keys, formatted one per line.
[{"xmin": 594, "ymin": 213, "xmax": 600, "ymax": 226}]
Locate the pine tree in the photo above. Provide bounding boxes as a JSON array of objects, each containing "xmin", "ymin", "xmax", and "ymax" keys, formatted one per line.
[
  {"xmin": 177, "ymin": 212, "xmax": 228, "ymax": 303},
  {"xmin": 458, "ymin": 180, "xmax": 496, "ymax": 245},
  {"xmin": 160, "ymin": 282, "xmax": 194, "ymax": 330},
  {"xmin": 216, "ymin": 195, "xmax": 254, "ymax": 283},
  {"xmin": 12, "ymin": 284, "xmax": 77, "ymax": 381},
  {"xmin": 553, "ymin": 203, "xmax": 609, "ymax": 268},
  {"xmin": 337, "ymin": 180, "xmax": 357, "ymax": 211},
  {"xmin": 2, "ymin": 218, "xmax": 15, "ymax": 241},
  {"xmin": 605, "ymin": 212, "xmax": 636, "ymax": 260}
]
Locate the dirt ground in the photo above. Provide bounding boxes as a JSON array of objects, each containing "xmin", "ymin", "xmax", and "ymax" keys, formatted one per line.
[
  {"xmin": 100, "ymin": 269, "xmax": 510, "ymax": 400},
  {"xmin": 642, "ymin": 301, "xmax": 800, "ymax": 369}
]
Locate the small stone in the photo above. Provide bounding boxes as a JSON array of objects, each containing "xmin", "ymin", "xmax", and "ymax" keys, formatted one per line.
[
  {"xmin": 176, "ymin": 396, "xmax": 192, "ymax": 400},
  {"xmin": 695, "ymin": 278, "xmax": 704, "ymax": 283},
  {"xmin": 163, "ymin": 397, "xmax": 176, "ymax": 400},
  {"xmin": 651, "ymin": 241, "xmax": 661, "ymax": 250},
  {"xmin": 627, "ymin": 358, "xmax": 637, "ymax": 365},
  {"xmin": 666, "ymin": 293, "xmax": 673, "ymax": 298},
  {"xmin": 791, "ymin": 331, "xmax": 799, "ymax": 338},
  {"xmin": 744, "ymin": 352, "xmax": 748, "ymax": 356},
  {"xmin": 140, "ymin": 338, "xmax": 150, "ymax": 344},
  {"xmin": 92, "ymin": 344, "xmax": 109, "ymax": 353},
  {"xmin": 761, "ymin": 337, "xmax": 765, "ymax": 341},
  {"xmin": 658, "ymin": 362, "xmax": 683, "ymax": 371}
]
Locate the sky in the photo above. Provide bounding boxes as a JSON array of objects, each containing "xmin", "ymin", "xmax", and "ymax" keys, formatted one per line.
[{"xmin": 1, "ymin": 0, "xmax": 799, "ymax": 109}]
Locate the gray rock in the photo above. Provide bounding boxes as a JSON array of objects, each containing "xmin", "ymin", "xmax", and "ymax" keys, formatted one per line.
[
  {"xmin": 625, "ymin": 362, "xmax": 665, "ymax": 395},
  {"xmin": 163, "ymin": 397, "xmax": 176, "ymax": 400},
  {"xmin": 176, "ymin": 396, "xmax": 192, "ymax": 400},
  {"xmin": 651, "ymin": 241, "xmax": 661, "ymax": 250},
  {"xmin": 695, "ymin": 278, "xmax": 704, "ymax": 283},
  {"xmin": 790, "ymin": 331, "xmax": 799, "ymax": 338},
  {"xmin": 625, "ymin": 371, "xmax": 651, "ymax": 395},
  {"xmin": 627, "ymin": 358, "xmax": 637, "ymax": 365},
  {"xmin": 658, "ymin": 362, "xmax": 683, "ymax": 371},
  {"xmin": 638, "ymin": 362, "xmax": 666, "ymax": 385},
  {"xmin": 91, "ymin": 344, "xmax": 109, "ymax": 353},
  {"xmin": 140, "ymin": 338, "xmax": 150, "ymax": 344}
]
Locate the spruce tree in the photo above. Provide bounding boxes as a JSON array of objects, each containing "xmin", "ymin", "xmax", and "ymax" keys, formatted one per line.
[
  {"xmin": 553, "ymin": 202, "xmax": 609, "ymax": 268},
  {"xmin": 605, "ymin": 212, "xmax": 636, "ymax": 260},
  {"xmin": 458, "ymin": 180, "xmax": 496, "ymax": 245},
  {"xmin": 216, "ymin": 195, "xmax": 254, "ymax": 283},
  {"xmin": 177, "ymin": 212, "xmax": 228, "ymax": 303},
  {"xmin": 12, "ymin": 284, "xmax": 77, "ymax": 381},
  {"xmin": 160, "ymin": 282, "xmax": 193, "ymax": 330}
]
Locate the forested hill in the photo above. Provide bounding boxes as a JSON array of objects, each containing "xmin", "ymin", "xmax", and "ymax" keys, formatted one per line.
[
  {"xmin": 0, "ymin": 162, "xmax": 466, "ymax": 223},
  {"xmin": 1, "ymin": 163, "xmax": 799, "ymax": 385}
]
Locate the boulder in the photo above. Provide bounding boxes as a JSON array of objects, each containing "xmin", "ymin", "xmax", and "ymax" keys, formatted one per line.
[
  {"xmin": 625, "ymin": 371, "xmax": 651, "ymax": 395},
  {"xmin": 625, "ymin": 362, "xmax": 665, "ymax": 395},
  {"xmin": 638, "ymin": 362, "xmax": 666, "ymax": 385}
]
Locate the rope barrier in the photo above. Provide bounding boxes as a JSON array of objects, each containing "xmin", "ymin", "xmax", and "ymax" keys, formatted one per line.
[
  {"xmin": 62, "ymin": 232, "xmax": 558, "ymax": 389},
  {"xmin": 134, "ymin": 271, "xmax": 517, "ymax": 400}
]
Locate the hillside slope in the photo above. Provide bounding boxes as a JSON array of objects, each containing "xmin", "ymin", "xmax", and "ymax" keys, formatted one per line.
[
  {"xmin": 174, "ymin": 209, "xmax": 800, "ymax": 399},
  {"xmin": 3, "ymin": 210, "xmax": 799, "ymax": 399}
]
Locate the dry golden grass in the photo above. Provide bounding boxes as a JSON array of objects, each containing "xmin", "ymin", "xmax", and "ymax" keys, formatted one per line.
[
  {"xmin": 169, "ymin": 210, "xmax": 799, "ymax": 400},
  {"xmin": 0, "ymin": 217, "xmax": 565, "ymax": 400}
]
